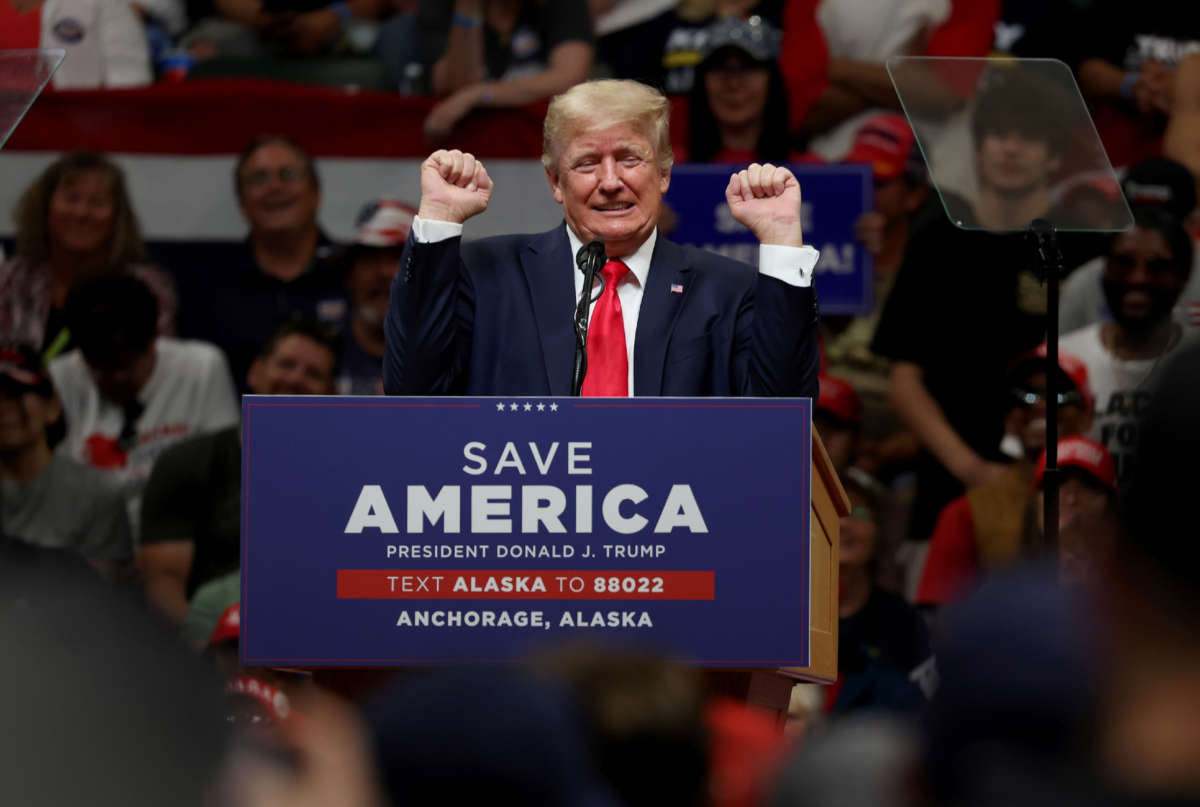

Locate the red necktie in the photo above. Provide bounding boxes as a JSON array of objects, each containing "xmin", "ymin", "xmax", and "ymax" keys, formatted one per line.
[{"xmin": 581, "ymin": 260, "xmax": 630, "ymax": 397}]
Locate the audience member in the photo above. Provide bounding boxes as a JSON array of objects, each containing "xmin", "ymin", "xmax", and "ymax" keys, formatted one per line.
[
  {"xmin": 1097, "ymin": 339, "xmax": 1200, "ymax": 799},
  {"xmin": 872, "ymin": 67, "xmax": 1105, "ymax": 549},
  {"xmin": 814, "ymin": 374, "xmax": 861, "ymax": 476},
  {"xmin": 139, "ymin": 318, "xmax": 339, "ymax": 623},
  {"xmin": 783, "ymin": 683, "xmax": 824, "ymax": 743},
  {"xmin": 181, "ymin": 569, "xmax": 240, "ymax": 647},
  {"xmin": 828, "ymin": 472, "xmax": 933, "ymax": 717},
  {"xmin": 181, "ymin": 0, "xmax": 387, "ymax": 59},
  {"xmin": 338, "ymin": 198, "xmax": 414, "ymax": 395},
  {"xmin": 971, "ymin": 0, "xmax": 1089, "ymax": 60},
  {"xmin": 915, "ymin": 345, "xmax": 1094, "ymax": 607},
  {"xmin": 922, "ymin": 0, "xmax": 997, "ymax": 58},
  {"xmin": 0, "ymin": 152, "xmax": 176, "ymax": 359},
  {"xmin": 1030, "ymin": 434, "xmax": 1116, "ymax": 541},
  {"xmin": 203, "ymin": 603, "xmax": 319, "ymax": 756},
  {"xmin": 178, "ymin": 135, "xmax": 347, "ymax": 392},
  {"xmin": 1061, "ymin": 157, "xmax": 1200, "ymax": 336},
  {"xmin": 531, "ymin": 644, "xmax": 709, "ymax": 807},
  {"xmin": 1062, "ymin": 205, "xmax": 1195, "ymax": 486},
  {"xmin": 771, "ymin": 714, "xmax": 917, "ymax": 807},
  {"xmin": 705, "ymin": 696, "xmax": 791, "ymax": 807},
  {"xmin": 221, "ymin": 686, "xmax": 386, "ymax": 807},
  {"xmin": 0, "ymin": 0, "xmax": 152, "ymax": 87},
  {"xmin": 822, "ymin": 114, "xmax": 930, "ymax": 445},
  {"xmin": 658, "ymin": 0, "xmax": 784, "ymax": 95},
  {"xmin": 137, "ymin": 0, "xmax": 188, "ymax": 46},
  {"xmin": 589, "ymin": 0, "xmax": 676, "ymax": 86},
  {"xmin": 372, "ymin": 0, "xmax": 420, "ymax": 91},
  {"xmin": 49, "ymin": 273, "xmax": 239, "ymax": 537},
  {"xmin": 681, "ymin": 15, "xmax": 789, "ymax": 164},
  {"xmin": 1165, "ymin": 52, "xmax": 1200, "ymax": 200},
  {"xmin": 920, "ymin": 561, "xmax": 1101, "ymax": 806},
  {"xmin": 366, "ymin": 666, "xmax": 621, "ymax": 806},
  {"xmin": 0, "ymin": 536, "xmax": 231, "ymax": 807},
  {"xmin": 783, "ymin": 0, "xmax": 950, "ymax": 158},
  {"xmin": 1074, "ymin": 0, "xmax": 1200, "ymax": 169},
  {"xmin": 415, "ymin": 0, "xmax": 594, "ymax": 142},
  {"xmin": 0, "ymin": 345, "xmax": 132, "ymax": 581}
]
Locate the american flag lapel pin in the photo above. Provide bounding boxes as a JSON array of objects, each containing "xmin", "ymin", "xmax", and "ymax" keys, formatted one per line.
[{"xmin": 670, "ymin": 283, "xmax": 684, "ymax": 294}]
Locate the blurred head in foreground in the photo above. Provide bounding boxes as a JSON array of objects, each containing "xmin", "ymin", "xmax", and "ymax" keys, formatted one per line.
[
  {"xmin": 366, "ymin": 665, "xmax": 620, "ymax": 807},
  {"xmin": 531, "ymin": 643, "xmax": 709, "ymax": 807},
  {"xmin": 0, "ymin": 538, "xmax": 229, "ymax": 807},
  {"xmin": 1098, "ymin": 340, "xmax": 1200, "ymax": 796}
]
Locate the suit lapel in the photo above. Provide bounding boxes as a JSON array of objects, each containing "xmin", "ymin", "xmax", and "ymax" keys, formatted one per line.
[
  {"xmin": 634, "ymin": 237, "xmax": 692, "ymax": 396},
  {"xmin": 520, "ymin": 225, "xmax": 576, "ymax": 395}
]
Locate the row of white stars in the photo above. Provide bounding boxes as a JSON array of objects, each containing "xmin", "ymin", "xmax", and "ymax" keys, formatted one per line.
[{"xmin": 496, "ymin": 401, "xmax": 559, "ymax": 412}]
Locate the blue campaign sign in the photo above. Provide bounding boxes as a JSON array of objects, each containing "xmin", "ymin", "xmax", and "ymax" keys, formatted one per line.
[
  {"xmin": 665, "ymin": 163, "xmax": 874, "ymax": 315},
  {"xmin": 241, "ymin": 396, "xmax": 811, "ymax": 667}
]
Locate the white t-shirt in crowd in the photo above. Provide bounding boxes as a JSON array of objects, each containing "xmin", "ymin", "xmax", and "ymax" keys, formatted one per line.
[
  {"xmin": 49, "ymin": 338, "xmax": 240, "ymax": 536},
  {"xmin": 1060, "ymin": 323, "xmax": 1193, "ymax": 485},
  {"xmin": 808, "ymin": 0, "xmax": 951, "ymax": 159},
  {"xmin": 41, "ymin": 0, "xmax": 153, "ymax": 89}
]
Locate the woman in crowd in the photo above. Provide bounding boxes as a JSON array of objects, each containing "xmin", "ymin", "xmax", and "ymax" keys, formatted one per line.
[
  {"xmin": 0, "ymin": 152, "xmax": 176, "ymax": 361},
  {"xmin": 683, "ymin": 14, "xmax": 792, "ymax": 164}
]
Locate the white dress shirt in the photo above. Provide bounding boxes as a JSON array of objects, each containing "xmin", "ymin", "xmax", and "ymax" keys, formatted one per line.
[{"xmin": 411, "ymin": 217, "xmax": 819, "ymax": 394}]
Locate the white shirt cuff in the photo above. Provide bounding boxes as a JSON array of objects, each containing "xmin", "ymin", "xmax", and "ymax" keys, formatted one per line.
[
  {"xmin": 758, "ymin": 244, "xmax": 818, "ymax": 288},
  {"xmin": 411, "ymin": 216, "xmax": 464, "ymax": 243}
]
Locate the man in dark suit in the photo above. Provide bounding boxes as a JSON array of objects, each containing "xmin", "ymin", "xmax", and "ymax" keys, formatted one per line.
[{"xmin": 384, "ymin": 79, "xmax": 820, "ymax": 398}]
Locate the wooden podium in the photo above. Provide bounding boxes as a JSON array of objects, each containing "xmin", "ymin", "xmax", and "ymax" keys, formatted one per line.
[{"xmin": 705, "ymin": 428, "xmax": 850, "ymax": 714}]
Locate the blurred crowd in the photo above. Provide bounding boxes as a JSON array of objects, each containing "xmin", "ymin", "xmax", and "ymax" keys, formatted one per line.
[{"xmin": 5, "ymin": 0, "xmax": 1200, "ymax": 806}]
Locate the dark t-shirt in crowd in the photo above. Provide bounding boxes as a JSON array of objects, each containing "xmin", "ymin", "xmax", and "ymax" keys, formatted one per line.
[
  {"xmin": 337, "ymin": 324, "xmax": 384, "ymax": 395},
  {"xmin": 832, "ymin": 587, "xmax": 932, "ymax": 715},
  {"xmin": 169, "ymin": 235, "xmax": 347, "ymax": 393},
  {"xmin": 140, "ymin": 426, "xmax": 240, "ymax": 599},
  {"xmin": 417, "ymin": 0, "xmax": 593, "ymax": 83},
  {"xmin": 992, "ymin": 0, "xmax": 1089, "ymax": 59},
  {"xmin": 871, "ymin": 205, "xmax": 1105, "ymax": 540},
  {"xmin": 1071, "ymin": 0, "xmax": 1200, "ymax": 166},
  {"xmin": 657, "ymin": 1, "xmax": 785, "ymax": 94}
]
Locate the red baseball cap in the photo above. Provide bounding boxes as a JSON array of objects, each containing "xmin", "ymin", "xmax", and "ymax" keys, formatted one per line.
[
  {"xmin": 209, "ymin": 603, "xmax": 241, "ymax": 646},
  {"xmin": 1008, "ymin": 343, "xmax": 1094, "ymax": 413},
  {"xmin": 0, "ymin": 344, "xmax": 52, "ymax": 394},
  {"xmin": 1034, "ymin": 436, "xmax": 1116, "ymax": 491},
  {"xmin": 841, "ymin": 114, "xmax": 920, "ymax": 180},
  {"xmin": 226, "ymin": 674, "xmax": 292, "ymax": 722},
  {"xmin": 817, "ymin": 374, "xmax": 862, "ymax": 425}
]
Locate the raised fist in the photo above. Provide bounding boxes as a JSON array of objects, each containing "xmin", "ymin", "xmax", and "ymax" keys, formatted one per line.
[
  {"xmin": 417, "ymin": 149, "xmax": 494, "ymax": 225},
  {"xmin": 725, "ymin": 163, "xmax": 804, "ymax": 247}
]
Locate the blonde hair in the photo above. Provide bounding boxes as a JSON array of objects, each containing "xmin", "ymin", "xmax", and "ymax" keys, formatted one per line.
[{"xmin": 542, "ymin": 80, "xmax": 673, "ymax": 174}]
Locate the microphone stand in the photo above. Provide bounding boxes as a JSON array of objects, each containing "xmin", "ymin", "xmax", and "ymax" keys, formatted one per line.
[
  {"xmin": 572, "ymin": 240, "xmax": 607, "ymax": 396},
  {"xmin": 1030, "ymin": 218, "xmax": 1063, "ymax": 548}
]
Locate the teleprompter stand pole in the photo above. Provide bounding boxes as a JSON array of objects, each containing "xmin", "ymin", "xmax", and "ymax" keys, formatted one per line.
[{"xmin": 1030, "ymin": 218, "xmax": 1063, "ymax": 548}]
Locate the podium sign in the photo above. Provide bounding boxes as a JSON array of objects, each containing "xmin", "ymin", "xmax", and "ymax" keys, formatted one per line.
[{"xmin": 241, "ymin": 396, "xmax": 812, "ymax": 667}]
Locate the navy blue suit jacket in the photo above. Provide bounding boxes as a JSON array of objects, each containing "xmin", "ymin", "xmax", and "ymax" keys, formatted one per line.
[{"xmin": 383, "ymin": 224, "xmax": 819, "ymax": 398}]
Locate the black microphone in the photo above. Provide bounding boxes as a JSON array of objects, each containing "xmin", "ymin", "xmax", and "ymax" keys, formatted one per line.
[{"xmin": 572, "ymin": 239, "xmax": 606, "ymax": 396}]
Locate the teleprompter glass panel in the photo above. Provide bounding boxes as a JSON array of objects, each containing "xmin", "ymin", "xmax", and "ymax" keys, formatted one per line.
[{"xmin": 887, "ymin": 57, "xmax": 1133, "ymax": 233}]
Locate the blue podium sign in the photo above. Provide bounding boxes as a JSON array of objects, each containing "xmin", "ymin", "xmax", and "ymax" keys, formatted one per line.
[
  {"xmin": 665, "ymin": 163, "xmax": 874, "ymax": 315},
  {"xmin": 241, "ymin": 396, "xmax": 812, "ymax": 667}
]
